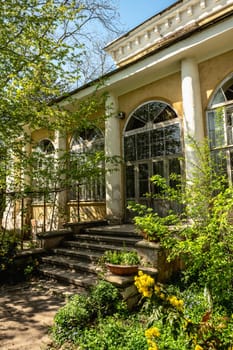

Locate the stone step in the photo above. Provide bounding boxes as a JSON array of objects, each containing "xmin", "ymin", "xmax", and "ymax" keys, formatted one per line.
[
  {"xmin": 52, "ymin": 247, "xmax": 102, "ymax": 262},
  {"xmin": 38, "ymin": 224, "xmax": 142, "ymax": 289},
  {"xmin": 85, "ymin": 224, "xmax": 139, "ymax": 238},
  {"xmin": 41, "ymin": 255, "xmax": 101, "ymax": 274},
  {"xmin": 73, "ymin": 233, "xmax": 139, "ymax": 247},
  {"xmin": 62, "ymin": 240, "xmax": 138, "ymax": 253},
  {"xmin": 39, "ymin": 265, "xmax": 97, "ymax": 288}
]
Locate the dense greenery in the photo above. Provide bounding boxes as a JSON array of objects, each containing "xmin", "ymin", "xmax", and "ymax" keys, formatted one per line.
[
  {"xmin": 0, "ymin": 0, "xmax": 121, "ymax": 229},
  {"xmin": 0, "ymin": 230, "xmax": 40, "ymax": 282},
  {"xmin": 50, "ymin": 274, "xmax": 233, "ymax": 350},
  {"xmin": 0, "ymin": 231, "xmax": 18, "ymax": 272},
  {"xmin": 129, "ymin": 140, "xmax": 233, "ymax": 307}
]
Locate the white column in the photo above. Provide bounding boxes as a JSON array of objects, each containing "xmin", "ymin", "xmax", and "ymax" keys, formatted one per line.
[
  {"xmin": 181, "ymin": 57, "xmax": 204, "ymax": 179},
  {"xmin": 54, "ymin": 130, "xmax": 67, "ymax": 229},
  {"xmin": 105, "ymin": 93, "xmax": 123, "ymax": 223}
]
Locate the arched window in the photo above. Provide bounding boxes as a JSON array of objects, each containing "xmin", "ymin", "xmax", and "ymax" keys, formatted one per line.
[
  {"xmin": 36, "ymin": 139, "xmax": 55, "ymax": 154},
  {"xmin": 70, "ymin": 127, "xmax": 105, "ymax": 201},
  {"xmin": 124, "ymin": 101, "xmax": 182, "ymax": 212},
  {"xmin": 207, "ymin": 74, "xmax": 233, "ymax": 181}
]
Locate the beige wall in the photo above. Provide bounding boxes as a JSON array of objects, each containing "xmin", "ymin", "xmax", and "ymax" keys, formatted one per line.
[
  {"xmin": 199, "ymin": 49, "xmax": 233, "ymax": 112},
  {"xmin": 119, "ymin": 72, "xmax": 183, "ymax": 133},
  {"xmin": 119, "ymin": 50, "xmax": 233, "ymax": 139}
]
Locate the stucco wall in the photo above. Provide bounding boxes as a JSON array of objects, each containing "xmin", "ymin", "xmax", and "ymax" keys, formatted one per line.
[
  {"xmin": 199, "ymin": 49, "xmax": 233, "ymax": 110},
  {"xmin": 119, "ymin": 72, "xmax": 183, "ymax": 132}
]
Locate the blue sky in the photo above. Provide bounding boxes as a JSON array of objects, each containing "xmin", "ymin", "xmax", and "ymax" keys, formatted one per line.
[{"xmin": 118, "ymin": 0, "xmax": 178, "ymax": 31}]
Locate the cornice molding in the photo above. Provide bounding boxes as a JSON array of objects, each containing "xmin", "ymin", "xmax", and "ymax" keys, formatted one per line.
[{"xmin": 105, "ymin": 0, "xmax": 233, "ymax": 67}]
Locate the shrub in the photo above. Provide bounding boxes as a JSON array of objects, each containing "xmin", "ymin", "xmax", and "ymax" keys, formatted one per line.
[
  {"xmin": 90, "ymin": 279, "xmax": 127, "ymax": 316},
  {"xmin": 52, "ymin": 280, "xmax": 128, "ymax": 345},
  {"xmin": 76, "ymin": 315, "xmax": 147, "ymax": 350},
  {"xmin": 0, "ymin": 231, "xmax": 18, "ymax": 275},
  {"xmin": 52, "ymin": 294, "xmax": 93, "ymax": 344}
]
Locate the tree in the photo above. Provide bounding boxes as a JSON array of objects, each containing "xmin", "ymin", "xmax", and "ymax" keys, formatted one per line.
[
  {"xmin": 0, "ymin": 0, "xmax": 121, "ymax": 141},
  {"xmin": 0, "ymin": 0, "xmax": 122, "ymax": 230}
]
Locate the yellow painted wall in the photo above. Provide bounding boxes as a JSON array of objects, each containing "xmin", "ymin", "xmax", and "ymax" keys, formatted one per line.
[
  {"xmin": 68, "ymin": 202, "xmax": 106, "ymax": 222},
  {"xmin": 199, "ymin": 49, "xmax": 233, "ymax": 110},
  {"xmin": 119, "ymin": 72, "xmax": 183, "ymax": 135}
]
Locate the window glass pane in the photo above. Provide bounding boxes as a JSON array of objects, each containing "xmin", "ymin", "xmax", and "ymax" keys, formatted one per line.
[
  {"xmin": 226, "ymin": 106, "xmax": 233, "ymax": 146},
  {"xmin": 222, "ymin": 79, "xmax": 233, "ymax": 101},
  {"xmin": 37, "ymin": 139, "xmax": 54, "ymax": 154},
  {"xmin": 211, "ymin": 149, "xmax": 227, "ymax": 176},
  {"xmin": 126, "ymin": 165, "xmax": 135, "ymax": 198},
  {"xmin": 139, "ymin": 163, "xmax": 149, "ymax": 197},
  {"xmin": 165, "ymin": 124, "xmax": 181, "ymax": 155},
  {"xmin": 126, "ymin": 102, "xmax": 177, "ymax": 131},
  {"xmin": 169, "ymin": 158, "xmax": 181, "ymax": 188},
  {"xmin": 229, "ymin": 150, "xmax": 233, "ymax": 183},
  {"xmin": 153, "ymin": 161, "xmax": 164, "ymax": 177},
  {"xmin": 137, "ymin": 132, "xmax": 149, "ymax": 160},
  {"xmin": 152, "ymin": 161, "xmax": 164, "ymax": 194},
  {"xmin": 70, "ymin": 127, "xmax": 104, "ymax": 201},
  {"xmin": 207, "ymin": 109, "xmax": 225, "ymax": 148},
  {"xmin": 225, "ymin": 84, "xmax": 233, "ymax": 101},
  {"xmin": 212, "ymin": 88, "xmax": 225, "ymax": 105},
  {"xmin": 124, "ymin": 135, "xmax": 136, "ymax": 161},
  {"xmin": 153, "ymin": 104, "xmax": 177, "ymax": 123},
  {"xmin": 151, "ymin": 128, "xmax": 164, "ymax": 157},
  {"xmin": 126, "ymin": 106, "xmax": 147, "ymax": 131}
]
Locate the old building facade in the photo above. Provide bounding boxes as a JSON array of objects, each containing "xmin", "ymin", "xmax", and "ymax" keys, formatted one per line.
[{"xmin": 4, "ymin": 0, "xmax": 233, "ymax": 230}]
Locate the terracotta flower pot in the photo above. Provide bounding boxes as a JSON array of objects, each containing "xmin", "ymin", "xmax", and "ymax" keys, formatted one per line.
[{"xmin": 105, "ymin": 263, "xmax": 138, "ymax": 276}]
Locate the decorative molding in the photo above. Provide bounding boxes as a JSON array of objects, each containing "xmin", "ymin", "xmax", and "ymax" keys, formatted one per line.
[{"xmin": 105, "ymin": 0, "xmax": 233, "ymax": 67}]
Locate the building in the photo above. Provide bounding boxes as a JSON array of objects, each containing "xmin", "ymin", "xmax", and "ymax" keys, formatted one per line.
[{"xmin": 3, "ymin": 0, "xmax": 233, "ymax": 231}]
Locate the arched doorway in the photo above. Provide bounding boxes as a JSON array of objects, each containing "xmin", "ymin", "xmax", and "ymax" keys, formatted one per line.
[{"xmin": 124, "ymin": 101, "xmax": 183, "ymax": 216}]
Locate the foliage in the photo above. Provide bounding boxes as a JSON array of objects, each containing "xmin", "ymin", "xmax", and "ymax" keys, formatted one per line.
[
  {"xmin": 75, "ymin": 315, "xmax": 147, "ymax": 350},
  {"xmin": 129, "ymin": 140, "xmax": 233, "ymax": 307},
  {"xmin": 128, "ymin": 201, "xmax": 178, "ymax": 242},
  {"xmin": 50, "ymin": 272, "xmax": 233, "ymax": 349},
  {"xmin": 0, "ymin": 0, "xmax": 121, "ymax": 230},
  {"xmin": 53, "ymin": 293, "xmax": 93, "ymax": 344},
  {"xmin": 52, "ymin": 280, "xmax": 128, "ymax": 345},
  {"xmin": 0, "ymin": 230, "xmax": 18, "ymax": 272},
  {"xmin": 101, "ymin": 250, "xmax": 140, "ymax": 265},
  {"xmin": 90, "ymin": 280, "xmax": 127, "ymax": 317},
  {"xmin": 135, "ymin": 271, "xmax": 233, "ymax": 350}
]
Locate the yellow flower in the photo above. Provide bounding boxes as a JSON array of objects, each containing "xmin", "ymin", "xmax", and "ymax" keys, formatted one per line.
[
  {"xmin": 148, "ymin": 345, "xmax": 158, "ymax": 350},
  {"xmin": 168, "ymin": 295, "xmax": 184, "ymax": 310},
  {"xmin": 134, "ymin": 271, "xmax": 155, "ymax": 298},
  {"xmin": 159, "ymin": 293, "xmax": 165, "ymax": 299},
  {"xmin": 147, "ymin": 339, "xmax": 159, "ymax": 350},
  {"xmin": 145, "ymin": 327, "xmax": 160, "ymax": 339},
  {"xmin": 154, "ymin": 285, "xmax": 161, "ymax": 293},
  {"xmin": 195, "ymin": 345, "xmax": 204, "ymax": 350}
]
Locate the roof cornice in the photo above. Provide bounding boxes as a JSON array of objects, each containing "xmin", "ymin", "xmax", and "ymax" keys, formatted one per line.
[{"xmin": 105, "ymin": 0, "xmax": 233, "ymax": 67}]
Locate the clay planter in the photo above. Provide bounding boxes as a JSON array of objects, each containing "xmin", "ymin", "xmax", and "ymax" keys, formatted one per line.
[{"xmin": 106, "ymin": 263, "xmax": 138, "ymax": 276}]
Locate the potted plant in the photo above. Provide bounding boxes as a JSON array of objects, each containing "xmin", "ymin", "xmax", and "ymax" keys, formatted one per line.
[{"xmin": 101, "ymin": 250, "xmax": 140, "ymax": 276}]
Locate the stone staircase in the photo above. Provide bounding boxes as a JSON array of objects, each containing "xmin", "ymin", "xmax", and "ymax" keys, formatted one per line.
[{"xmin": 39, "ymin": 223, "xmax": 141, "ymax": 290}]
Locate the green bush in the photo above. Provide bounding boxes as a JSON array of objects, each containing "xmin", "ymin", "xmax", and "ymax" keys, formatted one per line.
[
  {"xmin": 90, "ymin": 280, "xmax": 127, "ymax": 316},
  {"xmin": 0, "ymin": 231, "xmax": 18, "ymax": 273},
  {"xmin": 52, "ymin": 294, "xmax": 93, "ymax": 344},
  {"xmin": 77, "ymin": 315, "xmax": 147, "ymax": 350},
  {"xmin": 52, "ymin": 280, "xmax": 128, "ymax": 345}
]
